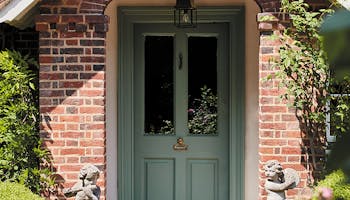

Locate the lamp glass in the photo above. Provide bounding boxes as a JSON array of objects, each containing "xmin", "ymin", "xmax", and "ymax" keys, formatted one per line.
[{"xmin": 174, "ymin": 0, "xmax": 197, "ymax": 28}]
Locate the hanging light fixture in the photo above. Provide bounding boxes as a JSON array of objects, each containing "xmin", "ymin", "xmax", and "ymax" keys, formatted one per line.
[{"xmin": 174, "ymin": 0, "xmax": 197, "ymax": 28}]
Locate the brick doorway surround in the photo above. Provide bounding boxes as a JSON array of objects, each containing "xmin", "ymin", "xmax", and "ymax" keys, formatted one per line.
[{"xmin": 35, "ymin": 1, "xmax": 111, "ymax": 199}]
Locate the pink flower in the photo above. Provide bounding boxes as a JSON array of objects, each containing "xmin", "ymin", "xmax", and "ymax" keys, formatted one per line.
[
  {"xmin": 188, "ymin": 109, "xmax": 195, "ymax": 113},
  {"xmin": 319, "ymin": 187, "xmax": 333, "ymax": 200}
]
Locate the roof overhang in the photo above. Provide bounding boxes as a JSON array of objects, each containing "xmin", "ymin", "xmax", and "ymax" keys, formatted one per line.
[
  {"xmin": 0, "ymin": 0, "xmax": 39, "ymax": 29},
  {"xmin": 338, "ymin": 0, "xmax": 350, "ymax": 10}
]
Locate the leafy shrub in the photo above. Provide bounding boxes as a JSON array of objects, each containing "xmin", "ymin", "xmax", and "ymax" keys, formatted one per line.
[
  {"xmin": 156, "ymin": 86, "xmax": 218, "ymax": 135},
  {"xmin": 0, "ymin": 181, "xmax": 44, "ymax": 200},
  {"xmin": 314, "ymin": 169, "xmax": 350, "ymax": 200},
  {"xmin": 0, "ymin": 50, "xmax": 51, "ymax": 193},
  {"xmin": 188, "ymin": 86, "xmax": 218, "ymax": 134}
]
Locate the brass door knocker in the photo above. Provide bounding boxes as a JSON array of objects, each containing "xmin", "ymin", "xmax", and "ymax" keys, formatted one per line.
[{"xmin": 173, "ymin": 137, "xmax": 188, "ymax": 151}]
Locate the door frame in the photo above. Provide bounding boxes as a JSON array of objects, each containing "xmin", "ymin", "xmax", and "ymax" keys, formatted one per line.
[{"xmin": 117, "ymin": 6, "xmax": 245, "ymax": 200}]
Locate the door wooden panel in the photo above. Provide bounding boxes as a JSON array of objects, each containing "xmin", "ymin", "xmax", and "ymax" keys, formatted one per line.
[
  {"xmin": 187, "ymin": 159, "xmax": 218, "ymax": 200},
  {"xmin": 144, "ymin": 159, "xmax": 175, "ymax": 200}
]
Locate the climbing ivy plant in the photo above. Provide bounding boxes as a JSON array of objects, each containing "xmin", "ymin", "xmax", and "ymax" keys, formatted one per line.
[{"xmin": 271, "ymin": 0, "xmax": 341, "ymax": 182}]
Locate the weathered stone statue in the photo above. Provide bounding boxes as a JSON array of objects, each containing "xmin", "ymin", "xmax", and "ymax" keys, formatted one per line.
[
  {"xmin": 264, "ymin": 160, "xmax": 300, "ymax": 200},
  {"xmin": 63, "ymin": 164, "xmax": 101, "ymax": 200}
]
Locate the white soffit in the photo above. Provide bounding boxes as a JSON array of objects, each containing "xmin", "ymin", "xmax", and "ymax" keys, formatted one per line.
[
  {"xmin": 338, "ymin": 0, "xmax": 350, "ymax": 10},
  {"xmin": 0, "ymin": 0, "xmax": 39, "ymax": 29}
]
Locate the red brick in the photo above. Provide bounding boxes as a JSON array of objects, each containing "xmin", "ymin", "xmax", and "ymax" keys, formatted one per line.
[
  {"xmin": 92, "ymin": 148, "xmax": 105, "ymax": 155},
  {"xmin": 60, "ymin": 148, "xmax": 85, "ymax": 155},
  {"xmin": 61, "ymin": 15, "xmax": 84, "ymax": 22},
  {"xmin": 59, "ymin": 165, "xmax": 84, "ymax": 172},
  {"xmin": 260, "ymin": 88, "xmax": 283, "ymax": 96},
  {"xmin": 66, "ymin": 140, "xmax": 79, "ymax": 146},
  {"xmin": 64, "ymin": 0, "xmax": 81, "ymax": 5},
  {"xmin": 66, "ymin": 39, "xmax": 78, "ymax": 45},
  {"xmin": 39, "ymin": 56, "xmax": 64, "ymax": 63},
  {"xmin": 281, "ymin": 114, "xmax": 297, "ymax": 121},
  {"xmin": 282, "ymin": 131, "xmax": 302, "ymax": 138},
  {"xmin": 80, "ymin": 156, "xmax": 105, "ymax": 163},
  {"xmin": 287, "ymin": 122, "xmax": 300, "ymax": 130},
  {"xmin": 60, "ymin": 32, "xmax": 84, "ymax": 38},
  {"xmin": 66, "ymin": 157, "xmax": 79, "ymax": 163},
  {"xmin": 80, "ymin": 123, "xmax": 105, "ymax": 130},
  {"xmin": 43, "ymin": 140, "xmax": 65, "ymax": 147},
  {"xmin": 36, "ymin": 15, "xmax": 60, "ymax": 23},
  {"xmin": 80, "ymin": 107, "xmax": 104, "ymax": 114},
  {"xmin": 259, "ymin": 147, "xmax": 274, "ymax": 154},
  {"xmin": 40, "ymin": 72, "xmax": 65, "ymax": 80},
  {"xmin": 67, "ymin": 124, "xmax": 79, "ymax": 130},
  {"xmin": 260, "ymin": 131, "xmax": 274, "ymax": 137},
  {"xmin": 260, "ymin": 114, "xmax": 273, "ymax": 122},
  {"xmin": 60, "ymin": 115, "xmax": 82, "ymax": 122},
  {"xmin": 260, "ymin": 138, "xmax": 287, "ymax": 146},
  {"xmin": 79, "ymin": 89, "xmax": 104, "ymax": 96},
  {"xmin": 260, "ymin": 155, "xmax": 287, "ymax": 162},
  {"xmin": 66, "ymin": 173, "xmax": 79, "ymax": 180},
  {"xmin": 281, "ymin": 147, "xmax": 302, "ymax": 154},
  {"xmin": 40, "ymin": 106, "xmax": 65, "ymax": 114},
  {"xmin": 84, "ymin": 0, "xmax": 109, "ymax": 4},
  {"xmin": 287, "ymin": 156, "xmax": 300, "ymax": 162},
  {"xmin": 93, "ymin": 99, "xmax": 105, "ymax": 105},
  {"xmin": 274, "ymin": 147, "xmax": 281, "ymax": 154},
  {"xmin": 260, "ymin": 122, "xmax": 286, "ymax": 130},
  {"xmin": 60, "ymin": 81, "xmax": 84, "ymax": 88},
  {"xmin": 287, "ymin": 139, "xmax": 302, "ymax": 146},
  {"xmin": 92, "ymin": 81, "xmax": 104, "ymax": 88},
  {"xmin": 36, "ymin": 23, "xmax": 49, "ymax": 31},
  {"xmin": 80, "ymin": 56, "xmax": 105, "ymax": 63},
  {"xmin": 80, "ymin": 73, "xmax": 105, "ymax": 80},
  {"xmin": 85, "ymin": 15, "xmax": 109, "ymax": 23},
  {"xmin": 282, "ymin": 164, "xmax": 306, "ymax": 171}
]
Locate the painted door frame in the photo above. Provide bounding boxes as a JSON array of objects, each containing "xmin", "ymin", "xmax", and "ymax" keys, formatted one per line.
[{"xmin": 117, "ymin": 6, "xmax": 245, "ymax": 200}]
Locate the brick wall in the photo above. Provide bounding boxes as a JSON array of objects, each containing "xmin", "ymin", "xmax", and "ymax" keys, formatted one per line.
[
  {"xmin": 35, "ymin": 0, "xmax": 110, "ymax": 199},
  {"xmin": 257, "ymin": 14, "xmax": 307, "ymax": 199},
  {"xmin": 256, "ymin": 0, "xmax": 329, "ymax": 198}
]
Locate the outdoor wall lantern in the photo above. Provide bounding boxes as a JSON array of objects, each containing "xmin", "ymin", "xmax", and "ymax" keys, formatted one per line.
[{"xmin": 174, "ymin": 0, "xmax": 197, "ymax": 28}]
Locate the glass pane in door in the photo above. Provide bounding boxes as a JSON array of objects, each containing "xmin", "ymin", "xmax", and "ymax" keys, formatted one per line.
[
  {"xmin": 144, "ymin": 36, "xmax": 174, "ymax": 135},
  {"xmin": 188, "ymin": 37, "xmax": 218, "ymax": 135}
]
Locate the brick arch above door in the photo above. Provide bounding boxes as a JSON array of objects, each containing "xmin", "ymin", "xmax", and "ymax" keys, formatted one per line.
[
  {"xmin": 254, "ymin": 0, "xmax": 281, "ymax": 12},
  {"xmin": 40, "ymin": 0, "xmax": 112, "ymax": 14}
]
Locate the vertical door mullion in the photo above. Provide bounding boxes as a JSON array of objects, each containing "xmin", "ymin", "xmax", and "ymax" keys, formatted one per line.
[
  {"xmin": 174, "ymin": 30, "xmax": 188, "ymax": 200},
  {"xmin": 174, "ymin": 31, "xmax": 188, "ymax": 137}
]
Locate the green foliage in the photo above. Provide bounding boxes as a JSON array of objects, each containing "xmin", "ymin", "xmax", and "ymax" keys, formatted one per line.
[
  {"xmin": 188, "ymin": 86, "xmax": 217, "ymax": 134},
  {"xmin": 0, "ymin": 50, "xmax": 51, "ymax": 193},
  {"xmin": 277, "ymin": 0, "xmax": 330, "ymax": 121},
  {"xmin": 314, "ymin": 169, "xmax": 350, "ymax": 200},
  {"xmin": 0, "ymin": 181, "xmax": 44, "ymax": 200},
  {"xmin": 272, "ymin": 0, "xmax": 336, "ymax": 176},
  {"xmin": 274, "ymin": 0, "xmax": 350, "ymax": 186},
  {"xmin": 159, "ymin": 120, "xmax": 175, "ymax": 135},
  {"xmin": 329, "ymin": 80, "xmax": 350, "ymax": 137},
  {"xmin": 156, "ymin": 86, "xmax": 218, "ymax": 135}
]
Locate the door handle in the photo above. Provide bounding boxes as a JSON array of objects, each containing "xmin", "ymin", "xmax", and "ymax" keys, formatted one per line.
[
  {"xmin": 178, "ymin": 53, "xmax": 183, "ymax": 70},
  {"xmin": 173, "ymin": 137, "xmax": 188, "ymax": 151}
]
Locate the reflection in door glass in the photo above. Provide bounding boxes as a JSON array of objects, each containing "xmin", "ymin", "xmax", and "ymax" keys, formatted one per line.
[
  {"xmin": 188, "ymin": 37, "xmax": 218, "ymax": 135},
  {"xmin": 144, "ymin": 36, "xmax": 174, "ymax": 135}
]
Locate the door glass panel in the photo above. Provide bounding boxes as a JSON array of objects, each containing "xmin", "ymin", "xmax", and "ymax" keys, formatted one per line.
[
  {"xmin": 144, "ymin": 36, "xmax": 175, "ymax": 135},
  {"xmin": 188, "ymin": 37, "xmax": 218, "ymax": 135}
]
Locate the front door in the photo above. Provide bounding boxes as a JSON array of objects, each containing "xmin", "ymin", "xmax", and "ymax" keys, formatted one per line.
[{"xmin": 133, "ymin": 23, "xmax": 229, "ymax": 200}]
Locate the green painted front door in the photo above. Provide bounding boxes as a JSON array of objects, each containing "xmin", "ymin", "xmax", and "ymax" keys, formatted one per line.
[{"xmin": 133, "ymin": 23, "xmax": 229, "ymax": 200}]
